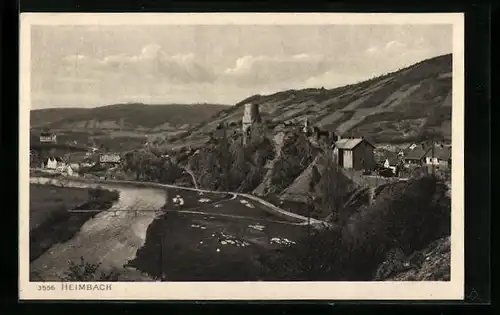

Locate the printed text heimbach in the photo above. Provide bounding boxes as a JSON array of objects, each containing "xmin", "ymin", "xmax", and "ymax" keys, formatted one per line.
[{"xmin": 61, "ymin": 283, "xmax": 113, "ymax": 291}]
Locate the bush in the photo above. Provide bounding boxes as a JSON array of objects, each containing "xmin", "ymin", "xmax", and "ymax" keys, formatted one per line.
[
  {"xmin": 260, "ymin": 175, "xmax": 451, "ymax": 281},
  {"xmin": 342, "ymin": 175, "xmax": 450, "ymax": 276},
  {"xmin": 60, "ymin": 256, "xmax": 120, "ymax": 281},
  {"xmin": 317, "ymin": 153, "xmax": 356, "ymax": 222},
  {"xmin": 88, "ymin": 187, "xmax": 120, "ymax": 202},
  {"xmin": 121, "ymin": 148, "xmax": 184, "ymax": 183},
  {"xmin": 187, "ymin": 129, "xmax": 274, "ymax": 193}
]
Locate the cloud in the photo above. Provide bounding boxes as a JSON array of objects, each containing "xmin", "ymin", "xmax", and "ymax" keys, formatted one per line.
[
  {"xmin": 57, "ymin": 39, "xmax": 440, "ymax": 91},
  {"xmin": 61, "ymin": 44, "xmax": 216, "ymax": 84},
  {"xmin": 37, "ymin": 34, "xmax": 449, "ymax": 109},
  {"xmin": 365, "ymin": 40, "xmax": 408, "ymax": 56},
  {"xmin": 222, "ymin": 54, "xmax": 332, "ymax": 86},
  {"xmin": 100, "ymin": 44, "xmax": 161, "ymax": 66}
]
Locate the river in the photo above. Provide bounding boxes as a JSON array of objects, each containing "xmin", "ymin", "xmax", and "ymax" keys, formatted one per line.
[{"xmin": 30, "ymin": 177, "xmax": 167, "ymax": 281}]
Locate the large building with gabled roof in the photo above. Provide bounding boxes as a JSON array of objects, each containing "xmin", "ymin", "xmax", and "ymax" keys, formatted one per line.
[{"xmin": 333, "ymin": 137, "xmax": 376, "ymax": 170}]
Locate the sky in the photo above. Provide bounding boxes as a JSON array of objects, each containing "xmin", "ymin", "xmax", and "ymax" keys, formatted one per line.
[{"xmin": 30, "ymin": 24, "xmax": 452, "ymax": 109}]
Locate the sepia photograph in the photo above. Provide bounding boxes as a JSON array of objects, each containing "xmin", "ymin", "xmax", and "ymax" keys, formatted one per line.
[{"xmin": 19, "ymin": 13, "xmax": 464, "ymax": 300}]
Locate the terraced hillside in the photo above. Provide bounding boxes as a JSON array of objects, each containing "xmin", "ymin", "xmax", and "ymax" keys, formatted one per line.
[{"xmin": 172, "ymin": 54, "xmax": 452, "ymax": 145}]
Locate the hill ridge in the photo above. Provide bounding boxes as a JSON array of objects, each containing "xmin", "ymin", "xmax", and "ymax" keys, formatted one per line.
[
  {"xmin": 32, "ymin": 53, "xmax": 452, "ymax": 145},
  {"xmin": 173, "ymin": 53, "xmax": 452, "ymax": 145},
  {"xmin": 30, "ymin": 103, "xmax": 230, "ymax": 130}
]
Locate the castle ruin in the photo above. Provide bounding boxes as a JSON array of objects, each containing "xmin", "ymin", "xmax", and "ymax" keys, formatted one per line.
[{"xmin": 242, "ymin": 103, "xmax": 261, "ymax": 144}]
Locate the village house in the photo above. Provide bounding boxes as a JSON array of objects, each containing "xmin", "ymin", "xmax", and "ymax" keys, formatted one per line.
[
  {"xmin": 376, "ymin": 150, "xmax": 402, "ymax": 175},
  {"xmin": 99, "ymin": 153, "xmax": 122, "ymax": 165},
  {"xmin": 333, "ymin": 137, "xmax": 376, "ymax": 170},
  {"xmin": 55, "ymin": 161, "xmax": 68, "ymax": 173},
  {"xmin": 42, "ymin": 157, "xmax": 63, "ymax": 169},
  {"xmin": 80, "ymin": 156, "xmax": 97, "ymax": 168},
  {"xmin": 62, "ymin": 164, "xmax": 79, "ymax": 177},
  {"xmin": 401, "ymin": 144, "xmax": 428, "ymax": 166},
  {"xmin": 423, "ymin": 145, "xmax": 452, "ymax": 168},
  {"xmin": 62, "ymin": 153, "xmax": 89, "ymax": 176},
  {"xmin": 400, "ymin": 143, "xmax": 451, "ymax": 169},
  {"xmin": 39, "ymin": 132, "xmax": 57, "ymax": 143}
]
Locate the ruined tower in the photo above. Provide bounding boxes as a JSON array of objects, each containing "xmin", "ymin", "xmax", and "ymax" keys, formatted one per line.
[{"xmin": 242, "ymin": 103, "xmax": 261, "ymax": 144}]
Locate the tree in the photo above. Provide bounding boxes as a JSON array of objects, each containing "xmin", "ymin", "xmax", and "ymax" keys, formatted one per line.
[
  {"xmin": 61, "ymin": 257, "xmax": 119, "ymax": 281},
  {"xmin": 198, "ymin": 147, "xmax": 220, "ymax": 190},
  {"xmin": 309, "ymin": 165, "xmax": 321, "ymax": 193},
  {"xmin": 319, "ymin": 152, "xmax": 352, "ymax": 223},
  {"xmin": 216, "ymin": 130, "xmax": 233, "ymax": 191},
  {"xmin": 230, "ymin": 144, "xmax": 250, "ymax": 191}
]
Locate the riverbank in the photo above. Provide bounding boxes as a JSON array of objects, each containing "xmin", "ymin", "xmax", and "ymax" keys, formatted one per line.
[
  {"xmin": 29, "ymin": 175, "xmax": 333, "ymax": 281},
  {"xmin": 29, "ymin": 184, "xmax": 119, "ymax": 264}
]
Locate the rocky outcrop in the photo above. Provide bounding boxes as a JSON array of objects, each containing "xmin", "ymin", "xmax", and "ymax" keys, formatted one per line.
[
  {"xmin": 374, "ymin": 236, "xmax": 450, "ymax": 281},
  {"xmin": 252, "ymin": 132, "xmax": 286, "ymax": 196},
  {"xmin": 279, "ymin": 155, "xmax": 323, "ymax": 202}
]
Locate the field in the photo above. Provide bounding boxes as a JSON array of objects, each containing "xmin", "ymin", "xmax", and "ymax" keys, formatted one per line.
[
  {"xmin": 128, "ymin": 188, "xmax": 310, "ymax": 281},
  {"xmin": 129, "ymin": 210, "xmax": 309, "ymax": 281}
]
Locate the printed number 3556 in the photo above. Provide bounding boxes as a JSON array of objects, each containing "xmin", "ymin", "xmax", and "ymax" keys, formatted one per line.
[{"xmin": 37, "ymin": 284, "xmax": 56, "ymax": 291}]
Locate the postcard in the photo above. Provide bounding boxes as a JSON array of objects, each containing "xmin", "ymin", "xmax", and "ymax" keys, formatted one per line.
[{"xmin": 19, "ymin": 12, "xmax": 464, "ymax": 300}]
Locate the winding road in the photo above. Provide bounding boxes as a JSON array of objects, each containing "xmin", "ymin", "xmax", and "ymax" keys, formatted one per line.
[{"xmin": 30, "ymin": 176, "xmax": 328, "ymax": 226}]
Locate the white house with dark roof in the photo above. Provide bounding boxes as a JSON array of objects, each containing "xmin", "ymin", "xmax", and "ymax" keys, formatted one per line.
[
  {"xmin": 42, "ymin": 156, "xmax": 63, "ymax": 169},
  {"xmin": 333, "ymin": 137, "xmax": 376, "ymax": 170},
  {"xmin": 66, "ymin": 164, "xmax": 79, "ymax": 176},
  {"xmin": 400, "ymin": 143, "xmax": 451, "ymax": 169},
  {"xmin": 423, "ymin": 145, "xmax": 451, "ymax": 168},
  {"xmin": 63, "ymin": 152, "xmax": 89, "ymax": 174},
  {"xmin": 401, "ymin": 144, "xmax": 428, "ymax": 166}
]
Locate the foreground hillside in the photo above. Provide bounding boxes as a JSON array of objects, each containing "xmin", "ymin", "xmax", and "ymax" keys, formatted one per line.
[
  {"xmin": 170, "ymin": 54, "xmax": 452, "ymax": 146},
  {"xmin": 259, "ymin": 175, "xmax": 451, "ymax": 281},
  {"xmin": 30, "ymin": 103, "xmax": 229, "ymax": 131}
]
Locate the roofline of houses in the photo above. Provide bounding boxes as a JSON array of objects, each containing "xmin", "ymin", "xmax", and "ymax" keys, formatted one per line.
[
  {"xmin": 403, "ymin": 146, "xmax": 451, "ymax": 161},
  {"xmin": 334, "ymin": 137, "xmax": 375, "ymax": 150}
]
